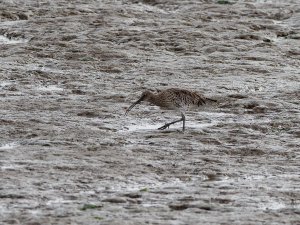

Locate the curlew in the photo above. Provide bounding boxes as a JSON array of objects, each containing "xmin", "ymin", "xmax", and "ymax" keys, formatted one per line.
[{"xmin": 125, "ymin": 88, "xmax": 216, "ymax": 132}]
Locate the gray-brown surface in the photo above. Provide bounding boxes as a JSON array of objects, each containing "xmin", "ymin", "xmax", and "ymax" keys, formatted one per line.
[{"xmin": 0, "ymin": 0, "xmax": 299, "ymax": 224}]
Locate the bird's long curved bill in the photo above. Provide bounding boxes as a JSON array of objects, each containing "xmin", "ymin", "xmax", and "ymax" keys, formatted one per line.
[{"xmin": 125, "ymin": 96, "xmax": 143, "ymax": 115}]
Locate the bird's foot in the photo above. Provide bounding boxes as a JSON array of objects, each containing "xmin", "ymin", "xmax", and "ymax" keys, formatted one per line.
[{"xmin": 158, "ymin": 123, "xmax": 170, "ymax": 130}]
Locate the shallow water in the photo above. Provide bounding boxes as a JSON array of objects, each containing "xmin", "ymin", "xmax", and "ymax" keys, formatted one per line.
[{"xmin": 0, "ymin": 0, "xmax": 299, "ymax": 224}]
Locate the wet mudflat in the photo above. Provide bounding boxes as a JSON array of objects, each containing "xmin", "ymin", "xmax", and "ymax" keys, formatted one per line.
[{"xmin": 0, "ymin": 0, "xmax": 299, "ymax": 224}]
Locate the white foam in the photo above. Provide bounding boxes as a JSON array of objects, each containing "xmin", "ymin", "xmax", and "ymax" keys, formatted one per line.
[
  {"xmin": 260, "ymin": 201, "xmax": 287, "ymax": 210},
  {"xmin": 0, "ymin": 82, "xmax": 12, "ymax": 87},
  {"xmin": 0, "ymin": 143, "xmax": 18, "ymax": 150},
  {"xmin": 191, "ymin": 121, "xmax": 219, "ymax": 129},
  {"xmin": 121, "ymin": 120, "xmax": 218, "ymax": 132},
  {"xmin": 46, "ymin": 197, "xmax": 73, "ymax": 206},
  {"xmin": 124, "ymin": 123, "xmax": 160, "ymax": 132},
  {"xmin": 37, "ymin": 85, "xmax": 64, "ymax": 92},
  {"xmin": 0, "ymin": 35, "xmax": 28, "ymax": 44},
  {"xmin": 1, "ymin": 164, "xmax": 23, "ymax": 171}
]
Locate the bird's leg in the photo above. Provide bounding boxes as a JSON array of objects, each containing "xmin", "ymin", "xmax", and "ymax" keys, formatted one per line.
[
  {"xmin": 182, "ymin": 112, "xmax": 185, "ymax": 132},
  {"xmin": 157, "ymin": 118, "xmax": 183, "ymax": 130},
  {"xmin": 158, "ymin": 112, "xmax": 186, "ymax": 132}
]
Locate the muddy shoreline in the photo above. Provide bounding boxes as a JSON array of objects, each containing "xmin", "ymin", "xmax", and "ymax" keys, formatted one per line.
[{"xmin": 1, "ymin": 0, "xmax": 299, "ymax": 224}]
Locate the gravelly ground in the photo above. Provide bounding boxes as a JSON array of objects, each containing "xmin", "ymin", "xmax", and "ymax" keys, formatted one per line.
[{"xmin": 0, "ymin": 0, "xmax": 299, "ymax": 224}]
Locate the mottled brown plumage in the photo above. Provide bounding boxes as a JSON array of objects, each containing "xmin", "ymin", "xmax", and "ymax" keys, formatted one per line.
[{"xmin": 125, "ymin": 88, "xmax": 216, "ymax": 131}]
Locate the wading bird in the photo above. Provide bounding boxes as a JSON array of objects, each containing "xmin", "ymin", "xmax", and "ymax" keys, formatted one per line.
[{"xmin": 125, "ymin": 88, "xmax": 216, "ymax": 132}]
